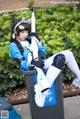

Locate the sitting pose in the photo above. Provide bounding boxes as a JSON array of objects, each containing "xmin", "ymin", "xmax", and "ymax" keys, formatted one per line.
[{"xmin": 9, "ymin": 18, "xmax": 80, "ymax": 107}]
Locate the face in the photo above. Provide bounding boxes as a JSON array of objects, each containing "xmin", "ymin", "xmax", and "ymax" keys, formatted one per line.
[{"xmin": 16, "ymin": 30, "xmax": 29, "ymax": 41}]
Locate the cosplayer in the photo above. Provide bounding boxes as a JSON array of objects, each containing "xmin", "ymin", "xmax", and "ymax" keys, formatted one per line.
[{"xmin": 9, "ymin": 15, "xmax": 80, "ymax": 107}]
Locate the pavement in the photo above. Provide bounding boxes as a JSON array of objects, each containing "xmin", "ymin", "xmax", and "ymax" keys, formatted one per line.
[{"xmin": 14, "ymin": 96, "xmax": 80, "ymax": 119}]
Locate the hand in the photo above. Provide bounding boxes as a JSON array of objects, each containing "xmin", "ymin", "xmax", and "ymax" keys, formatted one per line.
[{"xmin": 31, "ymin": 59, "xmax": 44, "ymax": 68}]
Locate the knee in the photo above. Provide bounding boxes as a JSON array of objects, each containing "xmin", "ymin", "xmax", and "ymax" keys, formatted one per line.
[{"xmin": 52, "ymin": 54, "xmax": 66, "ymax": 69}]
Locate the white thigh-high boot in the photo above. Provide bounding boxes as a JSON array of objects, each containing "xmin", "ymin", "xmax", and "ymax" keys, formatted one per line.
[
  {"xmin": 61, "ymin": 50, "xmax": 80, "ymax": 88},
  {"xmin": 34, "ymin": 83, "xmax": 46, "ymax": 107},
  {"xmin": 34, "ymin": 65, "xmax": 61, "ymax": 107},
  {"xmin": 46, "ymin": 66, "xmax": 61, "ymax": 86},
  {"xmin": 35, "ymin": 67, "xmax": 51, "ymax": 92},
  {"xmin": 34, "ymin": 67, "xmax": 51, "ymax": 107}
]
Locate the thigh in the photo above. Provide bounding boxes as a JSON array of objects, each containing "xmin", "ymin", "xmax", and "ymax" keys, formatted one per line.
[{"xmin": 44, "ymin": 50, "xmax": 69, "ymax": 69}]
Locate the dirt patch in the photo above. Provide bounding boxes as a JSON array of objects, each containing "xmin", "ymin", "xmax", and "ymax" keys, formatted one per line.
[{"xmin": 4, "ymin": 82, "xmax": 80, "ymax": 105}]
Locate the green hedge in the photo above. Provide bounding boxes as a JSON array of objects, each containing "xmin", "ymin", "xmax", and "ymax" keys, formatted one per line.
[{"xmin": 0, "ymin": 4, "xmax": 80, "ymax": 95}]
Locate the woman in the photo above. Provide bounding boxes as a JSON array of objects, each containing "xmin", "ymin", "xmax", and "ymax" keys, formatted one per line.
[{"xmin": 9, "ymin": 18, "xmax": 80, "ymax": 107}]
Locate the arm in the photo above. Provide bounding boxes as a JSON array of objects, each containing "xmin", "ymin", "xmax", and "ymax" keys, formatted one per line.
[{"xmin": 9, "ymin": 42, "xmax": 30, "ymax": 71}]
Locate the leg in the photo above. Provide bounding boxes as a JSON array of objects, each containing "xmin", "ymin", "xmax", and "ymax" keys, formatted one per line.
[
  {"xmin": 61, "ymin": 50, "xmax": 80, "ymax": 79},
  {"xmin": 45, "ymin": 49, "xmax": 80, "ymax": 87},
  {"xmin": 61, "ymin": 50, "xmax": 80, "ymax": 88},
  {"xmin": 34, "ymin": 54, "xmax": 65, "ymax": 107},
  {"xmin": 45, "ymin": 54, "xmax": 65, "ymax": 86}
]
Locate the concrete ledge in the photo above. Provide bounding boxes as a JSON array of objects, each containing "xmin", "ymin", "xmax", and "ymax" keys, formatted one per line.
[{"xmin": 14, "ymin": 96, "xmax": 80, "ymax": 119}]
